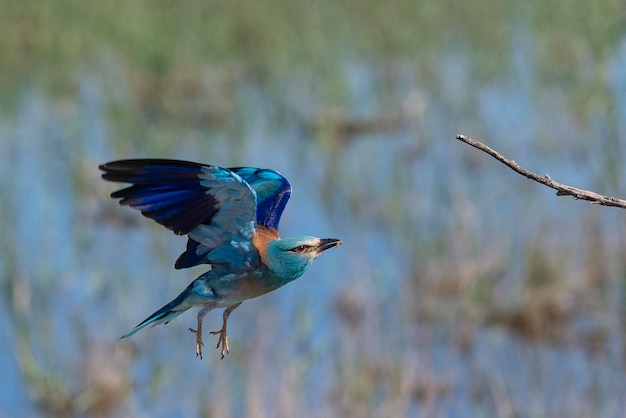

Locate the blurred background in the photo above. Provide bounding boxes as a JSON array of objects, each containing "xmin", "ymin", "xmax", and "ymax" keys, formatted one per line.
[{"xmin": 2, "ymin": 1, "xmax": 626, "ymax": 416}]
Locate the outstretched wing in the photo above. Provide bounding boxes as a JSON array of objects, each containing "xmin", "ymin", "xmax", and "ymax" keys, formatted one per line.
[
  {"xmin": 175, "ymin": 167, "xmax": 292, "ymax": 269},
  {"xmin": 229, "ymin": 167, "xmax": 291, "ymax": 230},
  {"xmin": 99, "ymin": 159, "xmax": 258, "ymax": 269}
]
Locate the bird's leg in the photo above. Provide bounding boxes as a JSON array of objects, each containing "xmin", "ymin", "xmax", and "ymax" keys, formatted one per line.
[
  {"xmin": 210, "ymin": 302, "xmax": 242, "ymax": 359},
  {"xmin": 188, "ymin": 305, "xmax": 213, "ymax": 359}
]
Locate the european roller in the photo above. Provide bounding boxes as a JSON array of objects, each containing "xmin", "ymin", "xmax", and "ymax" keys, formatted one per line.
[{"xmin": 99, "ymin": 159, "xmax": 341, "ymax": 359}]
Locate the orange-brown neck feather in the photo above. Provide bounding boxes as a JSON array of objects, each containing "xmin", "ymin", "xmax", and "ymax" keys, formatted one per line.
[{"xmin": 252, "ymin": 224, "xmax": 280, "ymax": 266}]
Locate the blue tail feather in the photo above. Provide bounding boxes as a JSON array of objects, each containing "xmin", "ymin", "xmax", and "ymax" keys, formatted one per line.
[{"xmin": 121, "ymin": 290, "xmax": 191, "ymax": 338}]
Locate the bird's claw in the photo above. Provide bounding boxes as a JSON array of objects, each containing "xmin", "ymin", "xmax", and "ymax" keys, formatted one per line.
[
  {"xmin": 188, "ymin": 327, "xmax": 205, "ymax": 359},
  {"xmin": 209, "ymin": 328, "xmax": 230, "ymax": 359}
]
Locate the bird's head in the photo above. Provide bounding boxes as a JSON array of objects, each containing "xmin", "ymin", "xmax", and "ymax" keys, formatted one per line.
[{"xmin": 265, "ymin": 236, "xmax": 342, "ymax": 281}]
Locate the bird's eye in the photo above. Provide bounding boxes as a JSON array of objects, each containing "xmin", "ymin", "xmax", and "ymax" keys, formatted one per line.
[{"xmin": 292, "ymin": 245, "xmax": 308, "ymax": 252}]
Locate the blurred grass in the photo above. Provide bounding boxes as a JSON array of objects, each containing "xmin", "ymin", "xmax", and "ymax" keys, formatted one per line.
[{"xmin": 1, "ymin": 0, "xmax": 625, "ymax": 111}]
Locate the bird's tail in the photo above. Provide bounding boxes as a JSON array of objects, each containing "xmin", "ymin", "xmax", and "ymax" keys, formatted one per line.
[{"xmin": 121, "ymin": 289, "xmax": 191, "ymax": 338}]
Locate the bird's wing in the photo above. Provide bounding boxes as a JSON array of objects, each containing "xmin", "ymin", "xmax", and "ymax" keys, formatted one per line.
[
  {"xmin": 229, "ymin": 167, "xmax": 291, "ymax": 230},
  {"xmin": 176, "ymin": 166, "xmax": 292, "ymax": 269},
  {"xmin": 99, "ymin": 159, "xmax": 258, "ymax": 269}
]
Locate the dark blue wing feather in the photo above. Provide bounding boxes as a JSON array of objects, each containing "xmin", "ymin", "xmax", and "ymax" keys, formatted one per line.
[
  {"xmin": 100, "ymin": 159, "xmax": 219, "ymax": 235},
  {"xmin": 175, "ymin": 238, "xmax": 205, "ymax": 269},
  {"xmin": 230, "ymin": 167, "xmax": 291, "ymax": 229}
]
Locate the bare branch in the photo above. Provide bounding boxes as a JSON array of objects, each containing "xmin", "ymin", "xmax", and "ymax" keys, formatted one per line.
[{"xmin": 456, "ymin": 134, "xmax": 626, "ymax": 210}]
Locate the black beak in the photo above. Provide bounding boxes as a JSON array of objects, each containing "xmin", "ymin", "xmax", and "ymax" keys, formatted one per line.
[{"xmin": 316, "ymin": 238, "xmax": 342, "ymax": 253}]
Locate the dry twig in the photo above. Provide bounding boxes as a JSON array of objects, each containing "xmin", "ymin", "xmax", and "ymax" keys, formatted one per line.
[{"xmin": 456, "ymin": 134, "xmax": 626, "ymax": 210}]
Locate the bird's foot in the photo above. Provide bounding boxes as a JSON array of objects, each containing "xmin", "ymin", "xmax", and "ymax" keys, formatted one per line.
[
  {"xmin": 209, "ymin": 327, "xmax": 230, "ymax": 359},
  {"xmin": 188, "ymin": 328, "xmax": 205, "ymax": 359}
]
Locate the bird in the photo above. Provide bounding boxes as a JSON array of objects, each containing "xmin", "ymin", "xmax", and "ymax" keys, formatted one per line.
[{"xmin": 99, "ymin": 159, "xmax": 341, "ymax": 359}]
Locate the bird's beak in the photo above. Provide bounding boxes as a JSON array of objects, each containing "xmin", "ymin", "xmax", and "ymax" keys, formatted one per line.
[{"xmin": 316, "ymin": 238, "xmax": 342, "ymax": 253}]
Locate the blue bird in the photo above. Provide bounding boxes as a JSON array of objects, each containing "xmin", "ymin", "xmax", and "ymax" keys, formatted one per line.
[{"xmin": 99, "ymin": 159, "xmax": 341, "ymax": 359}]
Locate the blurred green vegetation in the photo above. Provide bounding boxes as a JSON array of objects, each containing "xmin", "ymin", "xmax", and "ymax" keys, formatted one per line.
[{"xmin": 2, "ymin": 0, "xmax": 624, "ymax": 109}]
